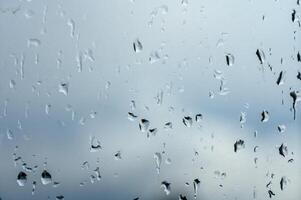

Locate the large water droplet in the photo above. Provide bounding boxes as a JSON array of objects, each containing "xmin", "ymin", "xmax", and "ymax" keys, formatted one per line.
[
  {"xmin": 17, "ymin": 171, "xmax": 27, "ymax": 186},
  {"xmin": 41, "ymin": 170, "xmax": 52, "ymax": 185}
]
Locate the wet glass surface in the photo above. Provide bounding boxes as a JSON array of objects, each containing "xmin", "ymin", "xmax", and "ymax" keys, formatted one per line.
[{"xmin": 0, "ymin": 0, "xmax": 300, "ymax": 199}]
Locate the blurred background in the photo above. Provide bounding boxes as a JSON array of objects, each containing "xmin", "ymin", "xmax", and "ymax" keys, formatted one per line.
[{"xmin": 0, "ymin": 0, "xmax": 300, "ymax": 199}]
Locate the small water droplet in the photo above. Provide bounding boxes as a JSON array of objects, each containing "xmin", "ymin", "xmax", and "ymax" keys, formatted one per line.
[
  {"xmin": 149, "ymin": 51, "xmax": 160, "ymax": 64},
  {"xmin": 133, "ymin": 39, "xmax": 143, "ymax": 53},
  {"xmin": 193, "ymin": 178, "xmax": 200, "ymax": 199},
  {"xmin": 225, "ymin": 53, "xmax": 235, "ymax": 66},
  {"xmin": 256, "ymin": 49, "xmax": 265, "ymax": 64},
  {"xmin": 280, "ymin": 176, "xmax": 288, "ymax": 190},
  {"xmin": 164, "ymin": 122, "xmax": 173, "ymax": 130},
  {"xmin": 195, "ymin": 114, "xmax": 203, "ymax": 122},
  {"xmin": 183, "ymin": 116, "xmax": 193, "ymax": 127},
  {"xmin": 128, "ymin": 112, "xmax": 138, "ymax": 121},
  {"xmin": 239, "ymin": 112, "xmax": 247, "ymax": 127},
  {"xmin": 276, "ymin": 71, "xmax": 286, "ymax": 85},
  {"xmin": 7, "ymin": 129, "xmax": 14, "ymax": 140},
  {"xmin": 139, "ymin": 119, "xmax": 150, "ymax": 132},
  {"xmin": 234, "ymin": 139, "xmax": 245, "ymax": 152},
  {"xmin": 90, "ymin": 136, "xmax": 102, "ymax": 152},
  {"xmin": 9, "ymin": 80, "xmax": 16, "ymax": 89},
  {"xmin": 56, "ymin": 195, "xmax": 64, "ymax": 200},
  {"xmin": 277, "ymin": 125, "xmax": 286, "ymax": 133},
  {"xmin": 161, "ymin": 181, "xmax": 171, "ymax": 195},
  {"xmin": 179, "ymin": 194, "xmax": 187, "ymax": 200},
  {"xmin": 278, "ymin": 143, "xmax": 288, "ymax": 157},
  {"xmin": 45, "ymin": 104, "xmax": 51, "ymax": 115},
  {"xmin": 290, "ymin": 90, "xmax": 300, "ymax": 120},
  {"xmin": 114, "ymin": 151, "xmax": 122, "ymax": 160},
  {"xmin": 59, "ymin": 83, "xmax": 69, "ymax": 96},
  {"xmin": 27, "ymin": 38, "xmax": 41, "ymax": 47},
  {"xmin": 261, "ymin": 110, "xmax": 269, "ymax": 122},
  {"xmin": 154, "ymin": 152, "xmax": 162, "ymax": 174}
]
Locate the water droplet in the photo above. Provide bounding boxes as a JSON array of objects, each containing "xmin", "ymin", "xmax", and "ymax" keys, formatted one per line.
[
  {"xmin": 276, "ymin": 71, "xmax": 286, "ymax": 85},
  {"xmin": 268, "ymin": 190, "xmax": 275, "ymax": 198},
  {"xmin": 292, "ymin": 9, "xmax": 296, "ymax": 22},
  {"xmin": 183, "ymin": 116, "xmax": 193, "ymax": 127},
  {"xmin": 161, "ymin": 181, "xmax": 171, "ymax": 195},
  {"xmin": 139, "ymin": 119, "xmax": 150, "ymax": 132},
  {"xmin": 179, "ymin": 194, "xmax": 187, "ymax": 200},
  {"xmin": 45, "ymin": 104, "xmax": 51, "ymax": 115},
  {"xmin": 53, "ymin": 181, "xmax": 60, "ymax": 188},
  {"xmin": 9, "ymin": 80, "xmax": 16, "ymax": 89},
  {"xmin": 148, "ymin": 128, "xmax": 158, "ymax": 137},
  {"xmin": 193, "ymin": 178, "xmax": 200, "ymax": 199},
  {"xmin": 81, "ymin": 161, "xmax": 89, "ymax": 171},
  {"xmin": 7, "ymin": 129, "xmax": 14, "ymax": 140},
  {"xmin": 195, "ymin": 114, "xmax": 203, "ymax": 122},
  {"xmin": 261, "ymin": 110, "xmax": 269, "ymax": 122},
  {"xmin": 278, "ymin": 143, "xmax": 288, "ymax": 157},
  {"xmin": 41, "ymin": 170, "xmax": 52, "ymax": 185},
  {"xmin": 154, "ymin": 152, "xmax": 162, "ymax": 174},
  {"xmin": 149, "ymin": 51, "xmax": 160, "ymax": 64},
  {"xmin": 164, "ymin": 122, "xmax": 173, "ymax": 130},
  {"xmin": 133, "ymin": 39, "xmax": 143, "ymax": 53},
  {"xmin": 128, "ymin": 112, "xmax": 138, "ymax": 121},
  {"xmin": 297, "ymin": 71, "xmax": 301, "ymax": 80},
  {"xmin": 89, "ymin": 111, "xmax": 97, "ymax": 119},
  {"xmin": 59, "ymin": 83, "xmax": 68, "ymax": 96},
  {"xmin": 90, "ymin": 136, "xmax": 102, "ymax": 152},
  {"xmin": 256, "ymin": 49, "xmax": 265, "ymax": 64},
  {"xmin": 239, "ymin": 112, "xmax": 247, "ymax": 127},
  {"xmin": 67, "ymin": 19, "xmax": 75, "ymax": 38},
  {"xmin": 32, "ymin": 181, "xmax": 36, "ymax": 195},
  {"xmin": 94, "ymin": 167, "xmax": 101, "ymax": 181},
  {"xmin": 280, "ymin": 176, "xmax": 288, "ymax": 191},
  {"xmin": 290, "ymin": 90, "xmax": 300, "ymax": 120},
  {"xmin": 234, "ymin": 139, "xmax": 245, "ymax": 152},
  {"xmin": 56, "ymin": 195, "xmax": 64, "ymax": 200},
  {"xmin": 225, "ymin": 53, "xmax": 234, "ymax": 66},
  {"xmin": 114, "ymin": 151, "xmax": 122, "ymax": 160},
  {"xmin": 277, "ymin": 125, "xmax": 286, "ymax": 133},
  {"xmin": 17, "ymin": 171, "xmax": 27, "ymax": 186},
  {"xmin": 27, "ymin": 38, "xmax": 41, "ymax": 47}
]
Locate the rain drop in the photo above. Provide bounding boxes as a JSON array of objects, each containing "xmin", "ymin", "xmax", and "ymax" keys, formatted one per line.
[
  {"xmin": 17, "ymin": 171, "xmax": 27, "ymax": 186},
  {"xmin": 41, "ymin": 170, "xmax": 52, "ymax": 185}
]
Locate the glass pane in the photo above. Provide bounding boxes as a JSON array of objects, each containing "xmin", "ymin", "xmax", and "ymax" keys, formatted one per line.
[{"xmin": 0, "ymin": 0, "xmax": 300, "ymax": 199}]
